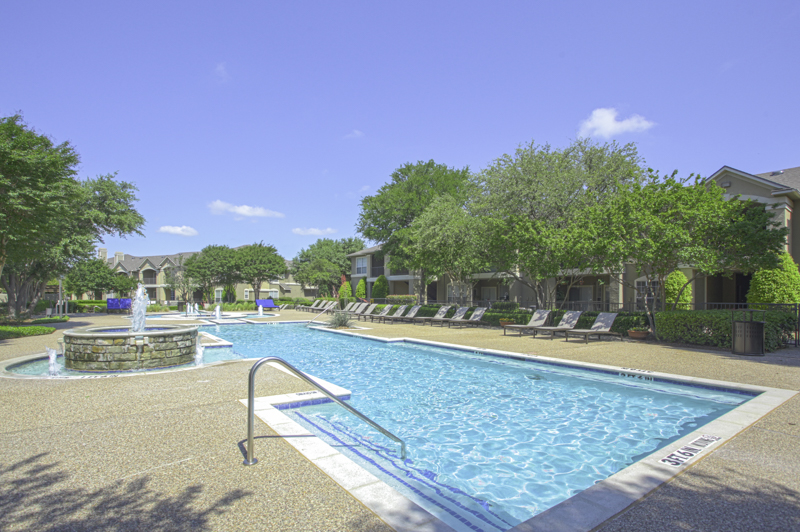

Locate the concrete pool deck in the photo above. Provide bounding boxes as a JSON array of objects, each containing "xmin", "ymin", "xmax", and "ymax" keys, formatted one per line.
[{"xmin": 1, "ymin": 310, "xmax": 799, "ymax": 531}]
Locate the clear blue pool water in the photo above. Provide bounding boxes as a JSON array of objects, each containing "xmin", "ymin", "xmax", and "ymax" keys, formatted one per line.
[
  {"xmin": 9, "ymin": 323, "xmax": 751, "ymax": 531},
  {"xmin": 210, "ymin": 324, "xmax": 749, "ymax": 531}
]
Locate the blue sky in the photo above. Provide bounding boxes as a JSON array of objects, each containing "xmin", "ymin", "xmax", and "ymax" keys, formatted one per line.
[{"xmin": 3, "ymin": 1, "xmax": 798, "ymax": 260}]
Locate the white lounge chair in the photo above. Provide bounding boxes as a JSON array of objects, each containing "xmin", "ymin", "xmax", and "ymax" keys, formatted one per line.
[
  {"xmin": 504, "ymin": 310, "xmax": 551, "ymax": 336},
  {"xmin": 564, "ymin": 313, "xmax": 621, "ymax": 343},
  {"xmin": 532, "ymin": 311, "xmax": 583, "ymax": 339}
]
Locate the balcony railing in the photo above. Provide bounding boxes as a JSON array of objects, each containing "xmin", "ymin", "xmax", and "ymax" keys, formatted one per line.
[
  {"xmin": 142, "ymin": 276, "xmax": 158, "ymax": 285},
  {"xmin": 389, "ymin": 268, "xmax": 409, "ymax": 276}
]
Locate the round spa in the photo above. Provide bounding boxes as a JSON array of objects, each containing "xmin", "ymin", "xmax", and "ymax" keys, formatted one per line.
[{"xmin": 62, "ymin": 325, "xmax": 199, "ymax": 371}]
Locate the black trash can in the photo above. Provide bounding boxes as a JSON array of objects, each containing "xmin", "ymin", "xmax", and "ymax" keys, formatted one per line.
[{"xmin": 732, "ymin": 309, "xmax": 765, "ymax": 356}]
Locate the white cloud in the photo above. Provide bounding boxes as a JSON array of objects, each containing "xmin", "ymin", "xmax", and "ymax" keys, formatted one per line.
[
  {"xmin": 208, "ymin": 200, "xmax": 284, "ymax": 218},
  {"xmin": 158, "ymin": 225, "xmax": 198, "ymax": 237},
  {"xmin": 359, "ymin": 185, "xmax": 370, "ymax": 193},
  {"xmin": 214, "ymin": 62, "xmax": 230, "ymax": 83},
  {"xmin": 578, "ymin": 108, "xmax": 655, "ymax": 139},
  {"xmin": 344, "ymin": 129, "xmax": 364, "ymax": 139},
  {"xmin": 292, "ymin": 227, "xmax": 337, "ymax": 236}
]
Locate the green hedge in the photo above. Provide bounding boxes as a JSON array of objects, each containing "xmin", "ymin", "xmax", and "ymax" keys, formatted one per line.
[
  {"xmin": 387, "ymin": 295, "xmax": 417, "ymax": 305},
  {"xmin": 0, "ymin": 326, "xmax": 56, "ymax": 340},
  {"xmin": 69, "ymin": 300, "xmax": 107, "ymax": 313},
  {"xmin": 655, "ymin": 310, "xmax": 795, "ymax": 352},
  {"xmin": 30, "ymin": 316, "xmax": 70, "ymax": 324},
  {"xmin": 490, "ymin": 301, "xmax": 519, "ymax": 312},
  {"xmin": 482, "ymin": 310, "xmax": 536, "ymax": 327}
]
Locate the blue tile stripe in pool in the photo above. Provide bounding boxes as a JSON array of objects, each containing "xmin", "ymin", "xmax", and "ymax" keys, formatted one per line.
[{"xmin": 295, "ymin": 411, "xmax": 511, "ymax": 532}]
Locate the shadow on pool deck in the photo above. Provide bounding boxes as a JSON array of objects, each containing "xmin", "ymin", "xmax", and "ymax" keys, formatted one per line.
[{"xmin": 0, "ymin": 453, "xmax": 250, "ymax": 532}]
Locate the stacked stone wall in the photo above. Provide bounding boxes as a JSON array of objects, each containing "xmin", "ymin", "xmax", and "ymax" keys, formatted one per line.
[{"xmin": 63, "ymin": 328, "xmax": 197, "ymax": 371}]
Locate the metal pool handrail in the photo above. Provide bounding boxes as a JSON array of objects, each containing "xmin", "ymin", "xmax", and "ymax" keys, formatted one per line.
[{"xmin": 243, "ymin": 356, "xmax": 406, "ymax": 465}]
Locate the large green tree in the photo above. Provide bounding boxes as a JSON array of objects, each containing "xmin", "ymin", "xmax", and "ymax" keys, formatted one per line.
[
  {"xmin": 236, "ymin": 242, "xmax": 287, "ymax": 300},
  {"xmin": 1, "ymin": 173, "xmax": 144, "ymax": 317},
  {"xmin": 472, "ymin": 138, "xmax": 645, "ymax": 306},
  {"xmin": 357, "ymin": 160, "xmax": 471, "ymax": 301},
  {"xmin": 595, "ymin": 172, "xmax": 788, "ymax": 335},
  {"xmin": 292, "ymin": 237, "xmax": 364, "ymax": 297},
  {"xmin": 64, "ymin": 258, "xmax": 116, "ymax": 299},
  {"xmin": 163, "ymin": 253, "xmax": 198, "ymax": 303},
  {"xmin": 0, "ymin": 115, "xmax": 81, "ymax": 279},
  {"xmin": 407, "ymin": 194, "xmax": 491, "ymax": 305},
  {"xmin": 184, "ymin": 245, "xmax": 239, "ymax": 303}
]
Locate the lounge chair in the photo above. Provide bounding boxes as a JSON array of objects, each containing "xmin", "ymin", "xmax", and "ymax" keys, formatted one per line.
[
  {"xmin": 503, "ymin": 310, "xmax": 551, "ymax": 336},
  {"xmin": 367, "ymin": 305, "xmax": 393, "ymax": 322},
  {"xmin": 448, "ymin": 307, "xmax": 487, "ymax": 328},
  {"xmin": 340, "ymin": 302, "xmax": 357, "ymax": 312},
  {"xmin": 255, "ymin": 298, "xmax": 280, "ymax": 309},
  {"xmin": 431, "ymin": 306, "xmax": 469, "ymax": 327},
  {"xmin": 341, "ymin": 302, "xmax": 367, "ymax": 316},
  {"xmin": 564, "ymin": 313, "xmax": 621, "ymax": 343},
  {"xmin": 411, "ymin": 305, "xmax": 451, "ymax": 325},
  {"xmin": 298, "ymin": 300, "xmax": 322, "ymax": 312},
  {"xmin": 376, "ymin": 305, "xmax": 407, "ymax": 324},
  {"xmin": 355, "ymin": 303, "xmax": 378, "ymax": 321},
  {"xmin": 531, "ymin": 311, "xmax": 583, "ymax": 339},
  {"xmin": 385, "ymin": 305, "xmax": 421, "ymax": 324}
]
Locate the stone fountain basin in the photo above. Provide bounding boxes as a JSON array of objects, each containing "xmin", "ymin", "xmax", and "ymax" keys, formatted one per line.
[{"xmin": 63, "ymin": 325, "xmax": 199, "ymax": 371}]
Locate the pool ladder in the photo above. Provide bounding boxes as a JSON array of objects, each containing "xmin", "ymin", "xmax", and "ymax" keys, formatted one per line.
[{"xmin": 243, "ymin": 356, "xmax": 407, "ymax": 465}]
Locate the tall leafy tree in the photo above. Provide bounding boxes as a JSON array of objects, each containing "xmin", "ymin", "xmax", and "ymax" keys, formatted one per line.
[
  {"xmin": 357, "ymin": 160, "xmax": 471, "ymax": 301},
  {"xmin": 473, "ymin": 138, "xmax": 645, "ymax": 306},
  {"xmin": 0, "ymin": 115, "xmax": 80, "ymax": 279},
  {"xmin": 64, "ymin": 258, "xmax": 116, "ymax": 299},
  {"xmin": 292, "ymin": 237, "xmax": 365, "ymax": 296},
  {"xmin": 236, "ymin": 242, "xmax": 287, "ymax": 300},
  {"xmin": 407, "ymin": 194, "xmax": 491, "ymax": 305},
  {"xmin": 184, "ymin": 245, "xmax": 238, "ymax": 303},
  {"xmin": 163, "ymin": 254, "xmax": 198, "ymax": 303},
  {"xmin": 595, "ymin": 172, "xmax": 788, "ymax": 335},
  {"xmin": 1, "ymin": 173, "xmax": 144, "ymax": 317}
]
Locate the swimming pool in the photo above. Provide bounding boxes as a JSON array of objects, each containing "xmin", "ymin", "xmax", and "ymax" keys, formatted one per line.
[{"xmin": 211, "ymin": 324, "xmax": 751, "ymax": 531}]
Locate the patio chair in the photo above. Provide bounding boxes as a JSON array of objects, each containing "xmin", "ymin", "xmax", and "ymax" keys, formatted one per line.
[
  {"xmin": 367, "ymin": 305, "xmax": 393, "ymax": 322},
  {"xmin": 411, "ymin": 305, "xmax": 451, "ymax": 325},
  {"xmin": 298, "ymin": 300, "xmax": 321, "ymax": 312},
  {"xmin": 531, "ymin": 310, "xmax": 582, "ymax": 339},
  {"xmin": 431, "ymin": 306, "xmax": 469, "ymax": 327},
  {"xmin": 341, "ymin": 302, "xmax": 367, "ymax": 316},
  {"xmin": 503, "ymin": 310, "xmax": 551, "ymax": 336},
  {"xmin": 354, "ymin": 303, "xmax": 378, "ymax": 321},
  {"xmin": 385, "ymin": 305, "xmax": 421, "ymax": 324},
  {"xmin": 564, "ymin": 313, "xmax": 621, "ymax": 343},
  {"xmin": 448, "ymin": 307, "xmax": 487, "ymax": 328},
  {"xmin": 255, "ymin": 298, "xmax": 280, "ymax": 309},
  {"xmin": 376, "ymin": 305, "xmax": 407, "ymax": 324}
]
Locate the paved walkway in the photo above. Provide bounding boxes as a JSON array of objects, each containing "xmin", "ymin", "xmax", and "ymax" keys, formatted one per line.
[{"xmin": 0, "ymin": 311, "xmax": 798, "ymax": 531}]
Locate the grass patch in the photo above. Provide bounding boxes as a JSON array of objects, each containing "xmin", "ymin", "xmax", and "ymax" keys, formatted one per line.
[
  {"xmin": 0, "ymin": 326, "xmax": 57, "ymax": 340},
  {"xmin": 30, "ymin": 316, "xmax": 70, "ymax": 325}
]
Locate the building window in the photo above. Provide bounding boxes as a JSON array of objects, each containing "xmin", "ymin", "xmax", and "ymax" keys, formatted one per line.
[
  {"xmin": 214, "ymin": 289, "xmax": 223, "ymax": 303},
  {"xmin": 356, "ymin": 257, "xmax": 367, "ymax": 275},
  {"xmin": 267, "ymin": 289, "xmax": 279, "ymax": 299},
  {"xmin": 244, "ymin": 289, "xmax": 250, "ymax": 300},
  {"xmin": 635, "ymin": 280, "xmax": 660, "ymax": 311}
]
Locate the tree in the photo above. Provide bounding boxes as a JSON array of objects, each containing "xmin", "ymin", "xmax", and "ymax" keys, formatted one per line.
[
  {"xmin": 236, "ymin": 242, "xmax": 287, "ymax": 301},
  {"xmin": 747, "ymin": 252, "xmax": 800, "ymax": 305},
  {"xmin": 0, "ymin": 115, "xmax": 80, "ymax": 279},
  {"xmin": 595, "ymin": 171, "xmax": 788, "ymax": 336},
  {"xmin": 372, "ymin": 275, "xmax": 389, "ymax": 300},
  {"xmin": 163, "ymin": 254, "xmax": 198, "ymax": 303},
  {"xmin": 64, "ymin": 258, "xmax": 116, "ymax": 299},
  {"xmin": 355, "ymin": 278, "xmax": 366, "ymax": 299},
  {"xmin": 357, "ymin": 160, "xmax": 471, "ymax": 302},
  {"xmin": 0, "ymin": 173, "xmax": 144, "ymax": 317},
  {"xmin": 291, "ymin": 238, "xmax": 365, "ymax": 297},
  {"xmin": 472, "ymin": 138, "xmax": 646, "ymax": 306},
  {"xmin": 184, "ymin": 245, "xmax": 238, "ymax": 304},
  {"xmin": 664, "ymin": 271, "xmax": 692, "ymax": 310},
  {"xmin": 112, "ymin": 274, "xmax": 138, "ymax": 298},
  {"xmin": 339, "ymin": 281, "xmax": 352, "ymax": 299},
  {"xmin": 407, "ymin": 194, "xmax": 491, "ymax": 305}
]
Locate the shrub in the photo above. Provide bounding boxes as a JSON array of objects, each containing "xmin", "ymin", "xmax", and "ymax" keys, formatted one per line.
[
  {"xmin": 655, "ymin": 310, "xmax": 794, "ymax": 352},
  {"xmin": 372, "ymin": 275, "xmax": 389, "ymax": 299},
  {"xmin": 747, "ymin": 252, "xmax": 800, "ymax": 305},
  {"xmin": 549, "ymin": 310, "xmax": 649, "ymax": 336},
  {"xmin": 34, "ymin": 300, "xmax": 53, "ymax": 312},
  {"xmin": 490, "ymin": 301, "xmax": 519, "ymax": 312},
  {"xmin": 482, "ymin": 310, "xmax": 536, "ymax": 327},
  {"xmin": 387, "ymin": 294, "xmax": 417, "ymax": 305},
  {"xmin": 339, "ymin": 281, "xmax": 352, "ymax": 299},
  {"xmin": 665, "ymin": 270, "xmax": 692, "ymax": 310},
  {"xmin": 169, "ymin": 305, "xmax": 178, "ymax": 311},
  {"xmin": 0, "ymin": 326, "xmax": 56, "ymax": 340},
  {"xmin": 327, "ymin": 312, "xmax": 353, "ymax": 328},
  {"xmin": 355, "ymin": 279, "xmax": 366, "ymax": 299},
  {"xmin": 30, "ymin": 316, "xmax": 70, "ymax": 324}
]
